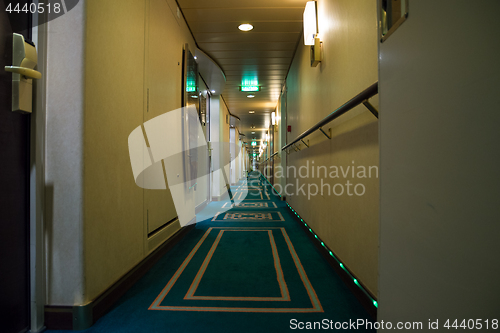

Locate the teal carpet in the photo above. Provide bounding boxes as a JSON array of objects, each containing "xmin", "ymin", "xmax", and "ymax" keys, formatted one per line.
[{"xmin": 46, "ymin": 172, "xmax": 374, "ymax": 332}]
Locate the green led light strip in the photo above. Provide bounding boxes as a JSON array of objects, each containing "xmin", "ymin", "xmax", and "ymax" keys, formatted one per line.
[
  {"xmin": 259, "ymin": 172, "xmax": 282, "ymax": 198},
  {"xmin": 257, "ymin": 171, "xmax": 377, "ymax": 308},
  {"xmin": 283, "ymin": 200, "xmax": 378, "ymax": 309}
]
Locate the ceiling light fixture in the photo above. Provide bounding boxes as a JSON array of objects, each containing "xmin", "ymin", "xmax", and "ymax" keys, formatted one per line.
[
  {"xmin": 247, "ymin": 94, "xmax": 255, "ymax": 98},
  {"xmin": 249, "ymin": 110, "xmax": 255, "ymax": 114},
  {"xmin": 238, "ymin": 23, "xmax": 253, "ymax": 31}
]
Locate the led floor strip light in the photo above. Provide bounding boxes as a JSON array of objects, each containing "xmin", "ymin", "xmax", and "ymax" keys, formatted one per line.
[
  {"xmin": 258, "ymin": 173, "xmax": 378, "ymax": 309},
  {"xmin": 284, "ymin": 200, "xmax": 378, "ymax": 309},
  {"xmin": 258, "ymin": 171, "xmax": 282, "ymax": 198}
]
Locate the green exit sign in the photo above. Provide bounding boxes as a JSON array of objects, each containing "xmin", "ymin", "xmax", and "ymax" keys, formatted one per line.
[{"xmin": 240, "ymin": 86, "xmax": 260, "ymax": 92}]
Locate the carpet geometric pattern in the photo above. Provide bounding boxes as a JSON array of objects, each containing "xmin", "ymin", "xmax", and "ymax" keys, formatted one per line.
[{"xmin": 45, "ymin": 171, "xmax": 375, "ymax": 332}]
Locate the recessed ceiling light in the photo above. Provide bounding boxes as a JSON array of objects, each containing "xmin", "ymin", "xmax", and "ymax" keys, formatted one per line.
[
  {"xmin": 247, "ymin": 94, "xmax": 255, "ymax": 98},
  {"xmin": 211, "ymin": 90, "xmax": 215, "ymax": 93},
  {"xmin": 251, "ymin": 132, "xmax": 255, "ymax": 134},
  {"xmin": 249, "ymin": 110, "xmax": 255, "ymax": 114},
  {"xmin": 238, "ymin": 23, "xmax": 253, "ymax": 31}
]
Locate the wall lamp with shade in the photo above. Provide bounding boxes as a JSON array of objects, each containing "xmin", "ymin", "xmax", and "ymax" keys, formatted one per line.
[
  {"xmin": 271, "ymin": 111, "xmax": 279, "ymax": 132},
  {"xmin": 303, "ymin": 1, "xmax": 321, "ymax": 67}
]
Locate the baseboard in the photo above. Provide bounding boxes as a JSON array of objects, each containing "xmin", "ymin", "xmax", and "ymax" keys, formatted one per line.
[
  {"xmin": 44, "ymin": 224, "xmax": 194, "ymax": 330},
  {"xmin": 195, "ymin": 200, "xmax": 208, "ymax": 214},
  {"xmin": 212, "ymin": 192, "xmax": 231, "ymax": 202},
  {"xmin": 44, "ymin": 306, "xmax": 72, "ymax": 330}
]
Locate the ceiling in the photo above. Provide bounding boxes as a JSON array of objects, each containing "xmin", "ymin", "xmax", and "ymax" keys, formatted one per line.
[{"xmin": 177, "ymin": 0, "xmax": 308, "ymax": 145}]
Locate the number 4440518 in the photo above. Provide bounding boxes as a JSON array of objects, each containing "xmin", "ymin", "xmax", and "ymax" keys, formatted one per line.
[
  {"xmin": 444, "ymin": 319, "xmax": 498, "ymax": 330},
  {"xmin": 5, "ymin": 2, "xmax": 62, "ymax": 14}
]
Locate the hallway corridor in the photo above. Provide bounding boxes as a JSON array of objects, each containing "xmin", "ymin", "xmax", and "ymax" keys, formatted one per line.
[
  {"xmin": 3, "ymin": 1, "xmax": 499, "ymax": 332},
  {"xmin": 46, "ymin": 172, "xmax": 374, "ymax": 333}
]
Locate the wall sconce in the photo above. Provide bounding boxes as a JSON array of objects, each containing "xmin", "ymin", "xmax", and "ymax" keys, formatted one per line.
[
  {"xmin": 303, "ymin": 1, "xmax": 321, "ymax": 67},
  {"xmin": 271, "ymin": 111, "xmax": 279, "ymax": 132},
  {"xmin": 303, "ymin": 1, "xmax": 317, "ymax": 46}
]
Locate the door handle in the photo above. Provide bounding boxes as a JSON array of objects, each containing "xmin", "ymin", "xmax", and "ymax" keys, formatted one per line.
[
  {"xmin": 7, "ymin": 33, "xmax": 41, "ymax": 113},
  {"xmin": 4, "ymin": 66, "xmax": 42, "ymax": 79}
]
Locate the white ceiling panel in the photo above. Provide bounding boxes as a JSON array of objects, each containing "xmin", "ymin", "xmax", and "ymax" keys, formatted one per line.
[
  {"xmin": 179, "ymin": 0, "xmax": 309, "ymax": 9},
  {"xmin": 206, "ymin": 50, "xmax": 294, "ymax": 59},
  {"xmin": 189, "ymin": 21, "xmax": 302, "ymax": 33},
  {"xmin": 194, "ymin": 32, "xmax": 300, "ymax": 43},
  {"xmin": 216, "ymin": 58, "xmax": 292, "ymax": 65},
  {"xmin": 177, "ymin": 0, "xmax": 305, "ymax": 142},
  {"xmin": 198, "ymin": 42, "xmax": 297, "ymax": 52},
  {"xmin": 182, "ymin": 8, "xmax": 303, "ymax": 22},
  {"xmin": 221, "ymin": 64, "xmax": 290, "ymax": 71}
]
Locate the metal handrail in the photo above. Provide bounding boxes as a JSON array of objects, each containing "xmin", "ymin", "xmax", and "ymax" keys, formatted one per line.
[
  {"xmin": 281, "ymin": 82, "xmax": 378, "ymax": 151},
  {"xmin": 260, "ymin": 151, "xmax": 278, "ymax": 164}
]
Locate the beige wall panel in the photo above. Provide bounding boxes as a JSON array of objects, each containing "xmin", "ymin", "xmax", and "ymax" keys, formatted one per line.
[
  {"xmin": 145, "ymin": 0, "xmax": 198, "ymax": 235},
  {"xmin": 144, "ymin": 0, "xmax": 197, "ymax": 235},
  {"xmin": 83, "ymin": 0, "xmax": 147, "ymax": 302},
  {"xmin": 144, "ymin": 0, "xmax": 183, "ymax": 234},
  {"xmin": 285, "ymin": 0, "xmax": 379, "ymax": 294},
  {"xmin": 83, "ymin": 0, "xmax": 198, "ymax": 302}
]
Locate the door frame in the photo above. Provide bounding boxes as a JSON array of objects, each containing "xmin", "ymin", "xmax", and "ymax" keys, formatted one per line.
[{"xmin": 29, "ymin": 7, "xmax": 48, "ymax": 332}]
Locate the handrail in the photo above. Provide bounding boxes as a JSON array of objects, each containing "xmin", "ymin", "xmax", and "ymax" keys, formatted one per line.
[
  {"xmin": 260, "ymin": 151, "xmax": 278, "ymax": 164},
  {"xmin": 281, "ymin": 82, "xmax": 378, "ymax": 151}
]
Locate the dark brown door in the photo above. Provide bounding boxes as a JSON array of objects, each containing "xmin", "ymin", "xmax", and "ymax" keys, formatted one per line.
[{"xmin": 0, "ymin": 1, "xmax": 32, "ymax": 332}]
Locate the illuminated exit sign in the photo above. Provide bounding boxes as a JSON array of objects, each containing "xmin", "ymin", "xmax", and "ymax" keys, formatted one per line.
[{"xmin": 240, "ymin": 86, "xmax": 260, "ymax": 92}]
